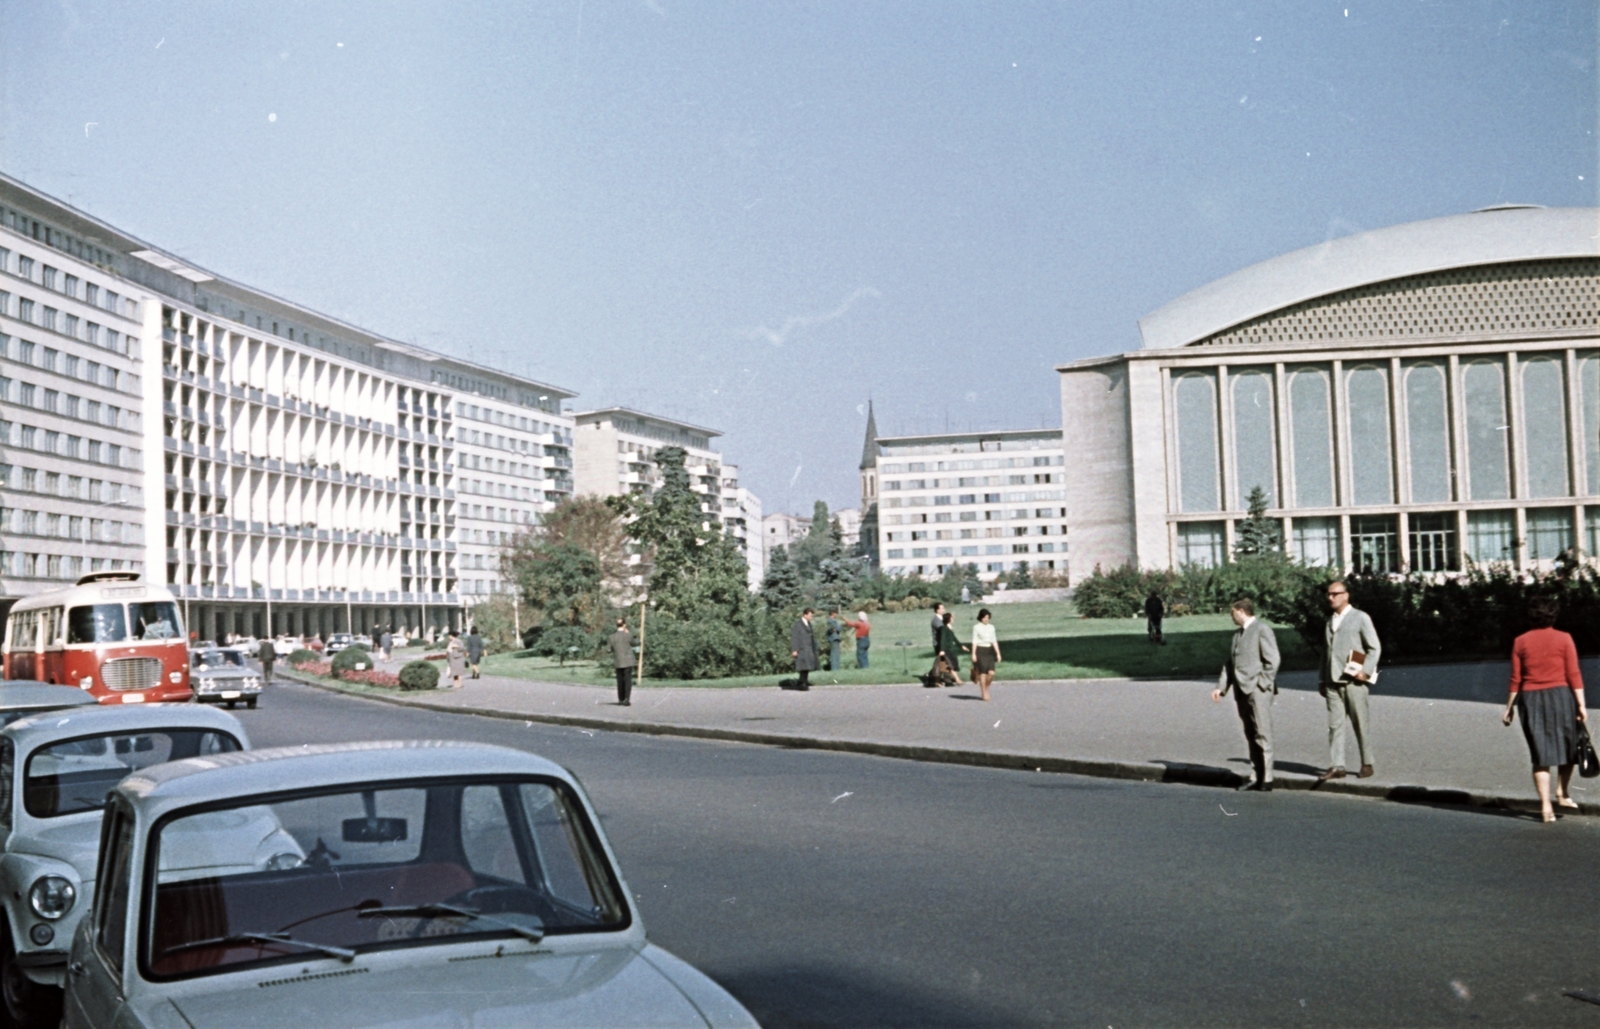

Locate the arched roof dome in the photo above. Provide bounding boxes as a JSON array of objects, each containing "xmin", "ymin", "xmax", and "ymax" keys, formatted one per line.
[{"xmin": 1138, "ymin": 206, "xmax": 1600, "ymax": 350}]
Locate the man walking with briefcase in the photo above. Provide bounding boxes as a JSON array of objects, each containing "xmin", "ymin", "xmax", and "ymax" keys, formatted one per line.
[{"xmin": 1319, "ymin": 580, "xmax": 1381, "ymax": 781}]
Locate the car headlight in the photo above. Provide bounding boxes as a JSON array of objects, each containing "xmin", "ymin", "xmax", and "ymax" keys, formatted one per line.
[{"xmin": 28, "ymin": 876, "xmax": 75, "ymax": 920}]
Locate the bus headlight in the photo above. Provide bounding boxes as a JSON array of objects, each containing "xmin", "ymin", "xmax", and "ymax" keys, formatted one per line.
[
  {"xmin": 79, "ymin": 677, "xmax": 93, "ymax": 690},
  {"xmin": 169, "ymin": 672, "xmax": 182, "ymax": 683},
  {"xmin": 28, "ymin": 876, "xmax": 75, "ymax": 920}
]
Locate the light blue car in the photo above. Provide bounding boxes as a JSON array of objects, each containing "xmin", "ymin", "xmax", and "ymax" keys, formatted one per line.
[{"xmin": 65, "ymin": 740, "xmax": 759, "ymax": 1029}]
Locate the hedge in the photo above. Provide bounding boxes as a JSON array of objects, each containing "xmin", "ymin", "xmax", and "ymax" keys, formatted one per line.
[{"xmin": 330, "ymin": 646, "xmax": 373, "ymax": 675}]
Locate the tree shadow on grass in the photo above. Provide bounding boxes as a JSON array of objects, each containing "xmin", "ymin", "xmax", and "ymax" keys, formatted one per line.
[{"xmin": 715, "ymin": 961, "xmax": 1024, "ymax": 1028}]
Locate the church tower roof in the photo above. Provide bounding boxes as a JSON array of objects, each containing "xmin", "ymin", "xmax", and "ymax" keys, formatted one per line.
[{"xmin": 859, "ymin": 401, "xmax": 879, "ymax": 470}]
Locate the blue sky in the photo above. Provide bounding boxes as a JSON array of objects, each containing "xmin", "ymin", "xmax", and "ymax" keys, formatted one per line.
[{"xmin": 4, "ymin": 1, "xmax": 1594, "ymax": 514}]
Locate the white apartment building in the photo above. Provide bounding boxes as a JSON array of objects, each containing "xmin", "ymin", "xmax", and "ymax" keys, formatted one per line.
[
  {"xmin": 0, "ymin": 174, "xmax": 573, "ymax": 641},
  {"xmin": 450, "ymin": 384, "xmax": 576, "ymax": 610},
  {"xmin": 867, "ymin": 428, "xmax": 1066, "ymax": 580},
  {"xmin": 572, "ymin": 408, "xmax": 762, "ymax": 587},
  {"xmin": 0, "ymin": 213, "xmax": 148, "ymax": 599}
]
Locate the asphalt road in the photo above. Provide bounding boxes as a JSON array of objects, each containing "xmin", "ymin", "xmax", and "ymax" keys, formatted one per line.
[{"xmin": 241, "ymin": 680, "xmax": 1600, "ymax": 1028}]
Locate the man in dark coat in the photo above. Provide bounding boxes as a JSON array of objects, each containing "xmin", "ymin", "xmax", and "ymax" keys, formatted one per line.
[
  {"xmin": 790, "ymin": 608, "xmax": 819, "ymax": 691},
  {"xmin": 608, "ymin": 618, "xmax": 638, "ymax": 706},
  {"xmin": 465, "ymin": 627, "xmax": 485, "ymax": 679},
  {"xmin": 1145, "ymin": 591, "xmax": 1165, "ymax": 644},
  {"xmin": 258, "ymin": 637, "xmax": 277, "ymax": 684}
]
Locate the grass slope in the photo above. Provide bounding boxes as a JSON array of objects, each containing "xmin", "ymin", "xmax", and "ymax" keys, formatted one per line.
[{"xmin": 479, "ymin": 603, "xmax": 1317, "ymax": 689}]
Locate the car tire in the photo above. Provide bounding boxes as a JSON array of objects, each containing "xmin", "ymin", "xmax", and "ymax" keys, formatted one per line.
[
  {"xmin": 225, "ymin": 701, "xmax": 236, "ymax": 709},
  {"xmin": 246, "ymin": 698, "xmax": 258, "ymax": 710},
  {"xmin": 0, "ymin": 924, "xmax": 62, "ymax": 1029}
]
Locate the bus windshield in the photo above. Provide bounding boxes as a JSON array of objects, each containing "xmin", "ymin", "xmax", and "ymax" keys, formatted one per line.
[
  {"xmin": 130, "ymin": 602, "xmax": 182, "ymax": 641},
  {"xmin": 67, "ymin": 604, "xmax": 129, "ymax": 644}
]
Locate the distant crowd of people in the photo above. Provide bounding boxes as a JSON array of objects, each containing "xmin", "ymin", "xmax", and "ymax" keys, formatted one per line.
[
  {"xmin": 1210, "ymin": 580, "xmax": 1589, "ymax": 820},
  {"xmin": 786, "ymin": 601, "xmax": 1003, "ymax": 701}
]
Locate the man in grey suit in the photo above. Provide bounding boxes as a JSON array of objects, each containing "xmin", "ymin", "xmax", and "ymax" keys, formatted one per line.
[
  {"xmin": 1319, "ymin": 580, "xmax": 1381, "ymax": 781},
  {"xmin": 1211, "ymin": 598, "xmax": 1280, "ymax": 791}
]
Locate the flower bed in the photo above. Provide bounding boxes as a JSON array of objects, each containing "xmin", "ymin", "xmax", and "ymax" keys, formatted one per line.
[
  {"xmin": 291, "ymin": 660, "xmax": 332, "ymax": 676},
  {"xmin": 340, "ymin": 668, "xmax": 401, "ymax": 687}
]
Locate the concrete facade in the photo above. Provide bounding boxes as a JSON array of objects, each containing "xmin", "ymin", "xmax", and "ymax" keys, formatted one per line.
[{"xmin": 1059, "ymin": 205, "xmax": 1600, "ymax": 581}]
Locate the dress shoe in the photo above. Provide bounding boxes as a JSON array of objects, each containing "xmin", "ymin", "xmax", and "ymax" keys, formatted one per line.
[
  {"xmin": 1317, "ymin": 768, "xmax": 1347, "ymax": 782},
  {"xmin": 1358, "ymin": 764, "xmax": 1374, "ymax": 778}
]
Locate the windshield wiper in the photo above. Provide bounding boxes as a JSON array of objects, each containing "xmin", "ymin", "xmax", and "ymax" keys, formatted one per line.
[
  {"xmin": 358, "ymin": 903, "xmax": 544, "ymax": 942},
  {"xmin": 160, "ymin": 931, "xmax": 355, "ymax": 963}
]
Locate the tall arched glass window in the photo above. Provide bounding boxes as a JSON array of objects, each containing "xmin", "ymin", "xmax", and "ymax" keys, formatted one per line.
[
  {"xmin": 1405, "ymin": 362, "xmax": 1451, "ymax": 503},
  {"xmin": 1174, "ymin": 373, "xmax": 1220, "ymax": 513},
  {"xmin": 1463, "ymin": 360, "xmax": 1509, "ymax": 501},
  {"xmin": 1289, "ymin": 367, "xmax": 1334, "ymax": 508},
  {"xmin": 1522, "ymin": 356, "xmax": 1570, "ymax": 498},
  {"xmin": 1231, "ymin": 369, "xmax": 1276, "ymax": 509},
  {"xmin": 1346, "ymin": 365, "xmax": 1394, "ymax": 506},
  {"xmin": 1582, "ymin": 354, "xmax": 1600, "ymax": 496}
]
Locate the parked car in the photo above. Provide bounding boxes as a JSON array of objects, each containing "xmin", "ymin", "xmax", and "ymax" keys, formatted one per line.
[
  {"xmin": 0, "ymin": 682, "xmax": 98, "ymax": 728},
  {"xmin": 187, "ymin": 649, "xmax": 263, "ymax": 710},
  {"xmin": 353, "ymin": 634, "xmax": 374, "ymax": 650},
  {"xmin": 230, "ymin": 637, "xmax": 261, "ymax": 658},
  {"xmin": 325, "ymin": 633, "xmax": 355, "ymax": 655},
  {"xmin": 65, "ymin": 740, "xmax": 758, "ymax": 1029},
  {"xmin": 1, "ymin": 704, "xmax": 248, "ymax": 1027}
]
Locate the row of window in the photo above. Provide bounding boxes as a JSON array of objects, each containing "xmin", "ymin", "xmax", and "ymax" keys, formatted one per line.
[
  {"xmin": 0, "ymin": 208, "xmax": 121, "ymax": 272},
  {"xmin": 0, "ymin": 465, "xmax": 136, "ymax": 503},
  {"xmin": 887, "ymin": 560, "xmax": 1060, "ymax": 576},
  {"xmin": 0, "ymin": 245, "xmax": 134, "ymax": 316},
  {"xmin": 883, "ymin": 489, "xmax": 1065, "ymax": 508},
  {"xmin": 1, "ymin": 378, "xmax": 133, "ymax": 431},
  {"xmin": 1172, "ymin": 354, "xmax": 1600, "ymax": 514},
  {"xmin": 884, "ymin": 473, "xmax": 1059, "ymax": 490},
  {"xmin": 884, "ymin": 507, "xmax": 1065, "ymax": 526},
  {"xmin": 1172, "ymin": 507, "xmax": 1600, "ymax": 571},
  {"xmin": 0, "ymin": 553, "xmax": 138, "ymax": 579},
  {"xmin": 455, "ymin": 401, "xmax": 569, "ymax": 440},
  {"xmin": 0, "ymin": 509, "xmax": 138, "ymax": 542},
  {"xmin": 879, "ymin": 456, "xmax": 1062, "ymax": 473},
  {"xmin": 1, "ymin": 295, "xmax": 131, "ymax": 354},
  {"xmin": 886, "ymin": 525, "xmax": 1064, "ymax": 542},
  {"xmin": 886, "ymin": 542, "xmax": 1062, "ymax": 559},
  {"xmin": 1, "ymin": 335, "xmax": 131, "ymax": 391},
  {"xmin": 0, "ymin": 422, "xmax": 136, "ymax": 468}
]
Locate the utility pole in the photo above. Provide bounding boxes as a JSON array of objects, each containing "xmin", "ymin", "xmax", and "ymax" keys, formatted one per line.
[{"xmin": 635, "ymin": 598, "xmax": 647, "ymax": 685}]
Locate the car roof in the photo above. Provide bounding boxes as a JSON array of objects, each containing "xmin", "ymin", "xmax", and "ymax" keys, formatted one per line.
[
  {"xmin": 5, "ymin": 703, "xmax": 248, "ymax": 750},
  {"xmin": 0, "ymin": 683, "xmax": 100, "ymax": 711},
  {"xmin": 116, "ymin": 740, "xmax": 571, "ymax": 812}
]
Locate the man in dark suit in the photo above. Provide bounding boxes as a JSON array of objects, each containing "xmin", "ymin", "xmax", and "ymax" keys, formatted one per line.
[
  {"xmin": 608, "ymin": 618, "xmax": 638, "ymax": 706},
  {"xmin": 1211, "ymin": 598, "xmax": 1280, "ymax": 791},
  {"xmin": 258, "ymin": 637, "xmax": 277, "ymax": 684},
  {"xmin": 790, "ymin": 608, "xmax": 819, "ymax": 691}
]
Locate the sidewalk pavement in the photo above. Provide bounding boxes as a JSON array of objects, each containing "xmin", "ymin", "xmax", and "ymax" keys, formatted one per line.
[{"xmin": 291, "ymin": 654, "xmax": 1600, "ymax": 818}]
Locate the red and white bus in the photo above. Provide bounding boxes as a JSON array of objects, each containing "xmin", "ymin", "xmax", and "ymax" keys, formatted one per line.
[{"xmin": 1, "ymin": 572, "xmax": 193, "ymax": 704}]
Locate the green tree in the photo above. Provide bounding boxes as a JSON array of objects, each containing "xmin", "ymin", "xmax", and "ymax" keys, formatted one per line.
[
  {"xmin": 1009, "ymin": 562, "xmax": 1035, "ymax": 589},
  {"xmin": 1233, "ymin": 486, "xmax": 1285, "ymax": 558},
  {"xmin": 510, "ymin": 541, "xmax": 605, "ymax": 630},
  {"xmin": 960, "ymin": 563, "xmax": 987, "ymax": 602},
  {"xmin": 790, "ymin": 500, "xmax": 840, "ymax": 580},
  {"xmin": 759, "ymin": 544, "xmax": 805, "ymax": 611},
  {"xmin": 621, "ymin": 446, "xmax": 751, "ymax": 620}
]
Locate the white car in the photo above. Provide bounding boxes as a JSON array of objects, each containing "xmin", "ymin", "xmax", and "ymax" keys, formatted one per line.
[
  {"xmin": 230, "ymin": 637, "xmax": 261, "ymax": 659},
  {"xmin": 0, "ymin": 705, "xmax": 247, "ymax": 1028},
  {"xmin": 65, "ymin": 740, "xmax": 758, "ymax": 1029}
]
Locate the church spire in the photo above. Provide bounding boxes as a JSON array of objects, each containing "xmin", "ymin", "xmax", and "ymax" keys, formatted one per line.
[{"xmin": 858, "ymin": 400, "xmax": 879, "ymax": 470}]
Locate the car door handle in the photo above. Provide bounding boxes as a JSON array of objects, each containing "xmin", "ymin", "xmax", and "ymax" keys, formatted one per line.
[{"xmin": 68, "ymin": 961, "xmax": 85, "ymax": 977}]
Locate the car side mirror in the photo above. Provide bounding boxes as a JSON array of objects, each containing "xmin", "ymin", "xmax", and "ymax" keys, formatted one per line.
[{"xmin": 342, "ymin": 817, "xmax": 407, "ymax": 843}]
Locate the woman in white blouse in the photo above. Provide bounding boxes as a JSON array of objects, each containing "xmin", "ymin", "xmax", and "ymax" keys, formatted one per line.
[{"xmin": 970, "ymin": 608, "xmax": 1002, "ymax": 701}]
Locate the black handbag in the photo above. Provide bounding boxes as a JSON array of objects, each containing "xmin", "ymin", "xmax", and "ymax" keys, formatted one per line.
[{"xmin": 1578, "ymin": 724, "xmax": 1600, "ymax": 779}]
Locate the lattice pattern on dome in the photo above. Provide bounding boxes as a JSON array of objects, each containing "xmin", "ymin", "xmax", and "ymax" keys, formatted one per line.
[{"xmin": 1193, "ymin": 258, "xmax": 1599, "ymax": 348}]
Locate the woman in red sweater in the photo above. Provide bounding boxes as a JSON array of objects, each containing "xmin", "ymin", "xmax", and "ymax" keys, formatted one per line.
[{"xmin": 1501, "ymin": 597, "xmax": 1589, "ymax": 822}]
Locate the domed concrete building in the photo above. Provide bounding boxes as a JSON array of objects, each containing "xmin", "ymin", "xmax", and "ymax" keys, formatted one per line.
[{"xmin": 1058, "ymin": 205, "xmax": 1600, "ymax": 580}]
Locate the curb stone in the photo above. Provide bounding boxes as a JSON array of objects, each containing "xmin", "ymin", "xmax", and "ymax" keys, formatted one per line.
[{"xmin": 277, "ymin": 671, "xmax": 1594, "ymax": 821}]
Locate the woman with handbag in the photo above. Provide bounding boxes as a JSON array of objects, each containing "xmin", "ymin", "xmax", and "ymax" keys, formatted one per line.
[{"xmin": 1501, "ymin": 597, "xmax": 1589, "ymax": 822}]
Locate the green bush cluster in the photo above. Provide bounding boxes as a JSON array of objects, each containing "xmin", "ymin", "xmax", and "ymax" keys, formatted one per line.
[
  {"xmin": 641, "ymin": 610, "xmax": 791, "ymax": 680},
  {"xmin": 1077, "ymin": 557, "xmax": 1600, "ymax": 662},
  {"xmin": 330, "ymin": 646, "xmax": 373, "ymax": 675},
  {"xmin": 398, "ymin": 660, "xmax": 441, "ymax": 691},
  {"xmin": 533, "ymin": 625, "xmax": 600, "ymax": 663},
  {"xmin": 286, "ymin": 648, "xmax": 320, "ymax": 665}
]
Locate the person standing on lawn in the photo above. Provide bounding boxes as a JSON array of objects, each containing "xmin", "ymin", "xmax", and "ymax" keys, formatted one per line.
[
  {"xmin": 970, "ymin": 608, "xmax": 1002, "ymax": 702},
  {"xmin": 843, "ymin": 610, "xmax": 872, "ymax": 669},
  {"xmin": 1145, "ymin": 591, "xmax": 1165, "ymax": 645},
  {"xmin": 1211, "ymin": 598, "xmax": 1280, "ymax": 791},
  {"xmin": 465, "ymin": 627, "xmax": 485, "ymax": 679},
  {"xmin": 1319, "ymin": 580, "xmax": 1381, "ymax": 782},
  {"xmin": 826, "ymin": 609, "xmax": 845, "ymax": 672},
  {"xmin": 1502, "ymin": 596, "xmax": 1589, "ymax": 822},
  {"xmin": 609, "ymin": 617, "xmax": 639, "ymax": 706},
  {"xmin": 930, "ymin": 602, "xmax": 948, "ymax": 653},
  {"xmin": 790, "ymin": 608, "xmax": 819, "ymax": 691}
]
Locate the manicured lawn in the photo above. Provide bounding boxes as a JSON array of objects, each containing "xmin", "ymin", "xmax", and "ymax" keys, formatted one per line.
[{"xmin": 478, "ymin": 603, "xmax": 1318, "ymax": 688}]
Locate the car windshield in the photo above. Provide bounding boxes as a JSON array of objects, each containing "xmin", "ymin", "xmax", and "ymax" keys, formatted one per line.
[
  {"xmin": 192, "ymin": 650, "xmax": 245, "ymax": 671},
  {"xmin": 130, "ymin": 602, "xmax": 183, "ymax": 641},
  {"xmin": 25, "ymin": 730, "xmax": 241, "ymax": 818},
  {"xmin": 67, "ymin": 604, "xmax": 128, "ymax": 644},
  {"xmin": 145, "ymin": 777, "xmax": 627, "ymax": 979}
]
